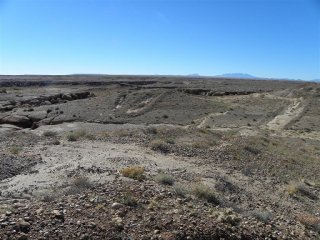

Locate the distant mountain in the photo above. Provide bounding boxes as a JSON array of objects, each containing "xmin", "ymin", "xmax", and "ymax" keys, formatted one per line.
[
  {"xmin": 187, "ymin": 74, "xmax": 202, "ymax": 77},
  {"xmin": 215, "ymin": 73, "xmax": 258, "ymax": 79},
  {"xmin": 311, "ymin": 79, "xmax": 320, "ymax": 82}
]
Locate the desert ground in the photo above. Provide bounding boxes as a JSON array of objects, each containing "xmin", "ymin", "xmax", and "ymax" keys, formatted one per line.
[{"xmin": 0, "ymin": 75, "xmax": 319, "ymax": 239}]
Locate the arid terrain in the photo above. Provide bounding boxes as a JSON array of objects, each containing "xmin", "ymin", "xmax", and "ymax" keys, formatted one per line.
[{"xmin": 0, "ymin": 75, "xmax": 319, "ymax": 239}]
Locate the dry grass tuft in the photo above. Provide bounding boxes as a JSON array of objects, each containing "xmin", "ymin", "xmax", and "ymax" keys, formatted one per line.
[
  {"xmin": 192, "ymin": 183, "xmax": 219, "ymax": 205},
  {"xmin": 287, "ymin": 182, "xmax": 318, "ymax": 200},
  {"xmin": 149, "ymin": 139, "xmax": 170, "ymax": 153},
  {"xmin": 174, "ymin": 183, "xmax": 189, "ymax": 197},
  {"xmin": 66, "ymin": 129, "xmax": 88, "ymax": 141},
  {"xmin": 119, "ymin": 193, "xmax": 138, "ymax": 207},
  {"xmin": 65, "ymin": 176, "xmax": 92, "ymax": 195},
  {"xmin": 120, "ymin": 166, "xmax": 145, "ymax": 181},
  {"xmin": 154, "ymin": 173, "xmax": 175, "ymax": 185},
  {"xmin": 9, "ymin": 146, "xmax": 22, "ymax": 155},
  {"xmin": 43, "ymin": 130, "xmax": 57, "ymax": 137},
  {"xmin": 296, "ymin": 213, "xmax": 320, "ymax": 233}
]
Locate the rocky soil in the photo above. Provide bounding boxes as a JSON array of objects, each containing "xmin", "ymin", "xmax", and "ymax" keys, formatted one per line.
[{"xmin": 0, "ymin": 76, "xmax": 319, "ymax": 239}]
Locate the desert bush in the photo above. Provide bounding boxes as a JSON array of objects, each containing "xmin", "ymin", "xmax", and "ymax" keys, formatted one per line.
[
  {"xmin": 191, "ymin": 140, "xmax": 215, "ymax": 149},
  {"xmin": 192, "ymin": 184, "xmax": 219, "ymax": 205},
  {"xmin": 112, "ymin": 129, "xmax": 132, "ymax": 137},
  {"xmin": 43, "ymin": 130, "xmax": 57, "ymax": 137},
  {"xmin": 198, "ymin": 128, "xmax": 209, "ymax": 134},
  {"xmin": 146, "ymin": 127, "xmax": 158, "ymax": 134},
  {"xmin": 296, "ymin": 213, "xmax": 320, "ymax": 233},
  {"xmin": 120, "ymin": 166, "xmax": 145, "ymax": 181},
  {"xmin": 174, "ymin": 183, "xmax": 189, "ymax": 197},
  {"xmin": 66, "ymin": 129, "xmax": 88, "ymax": 141},
  {"xmin": 287, "ymin": 183, "xmax": 318, "ymax": 200},
  {"xmin": 41, "ymin": 192, "xmax": 56, "ymax": 202},
  {"xmin": 154, "ymin": 173, "xmax": 175, "ymax": 185},
  {"xmin": 65, "ymin": 176, "xmax": 92, "ymax": 195},
  {"xmin": 244, "ymin": 146, "xmax": 261, "ymax": 155},
  {"xmin": 166, "ymin": 138, "xmax": 175, "ymax": 144},
  {"xmin": 52, "ymin": 139, "xmax": 61, "ymax": 145},
  {"xmin": 215, "ymin": 176, "xmax": 239, "ymax": 193},
  {"xmin": 67, "ymin": 133, "xmax": 78, "ymax": 141},
  {"xmin": 9, "ymin": 146, "xmax": 22, "ymax": 155},
  {"xmin": 149, "ymin": 139, "xmax": 170, "ymax": 153},
  {"xmin": 119, "ymin": 193, "xmax": 138, "ymax": 207},
  {"xmin": 247, "ymin": 210, "xmax": 273, "ymax": 223}
]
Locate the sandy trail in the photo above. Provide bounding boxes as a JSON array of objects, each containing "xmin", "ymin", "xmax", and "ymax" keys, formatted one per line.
[{"xmin": 265, "ymin": 97, "xmax": 304, "ymax": 131}]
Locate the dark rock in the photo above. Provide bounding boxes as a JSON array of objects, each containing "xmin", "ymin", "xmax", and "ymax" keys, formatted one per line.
[{"xmin": 0, "ymin": 115, "xmax": 32, "ymax": 128}]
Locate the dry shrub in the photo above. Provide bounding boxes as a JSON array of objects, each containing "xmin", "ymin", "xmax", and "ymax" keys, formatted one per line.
[
  {"xmin": 287, "ymin": 182, "xmax": 318, "ymax": 200},
  {"xmin": 192, "ymin": 184, "xmax": 219, "ymax": 205},
  {"xmin": 174, "ymin": 183, "xmax": 189, "ymax": 197},
  {"xmin": 149, "ymin": 139, "xmax": 170, "ymax": 153},
  {"xmin": 120, "ymin": 166, "xmax": 145, "ymax": 181},
  {"xmin": 66, "ymin": 129, "xmax": 88, "ymax": 141},
  {"xmin": 119, "ymin": 193, "xmax": 138, "ymax": 207},
  {"xmin": 9, "ymin": 146, "xmax": 22, "ymax": 155},
  {"xmin": 192, "ymin": 140, "xmax": 215, "ymax": 149},
  {"xmin": 247, "ymin": 210, "xmax": 273, "ymax": 223},
  {"xmin": 296, "ymin": 213, "xmax": 320, "ymax": 233},
  {"xmin": 154, "ymin": 173, "xmax": 175, "ymax": 185},
  {"xmin": 65, "ymin": 176, "xmax": 92, "ymax": 195},
  {"xmin": 43, "ymin": 130, "xmax": 57, "ymax": 137}
]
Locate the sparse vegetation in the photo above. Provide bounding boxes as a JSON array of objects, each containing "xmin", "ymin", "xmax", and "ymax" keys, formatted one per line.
[
  {"xmin": 67, "ymin": 133, "xmax": 78, "ymax": 141},
  {"xmin": 146, "ymin": 127, "xmax": 158, "ymax": 135},
  {"xmin": 287, "ymin": 182, "xmax": 318, "ymax": 200},
  {"xmin": 174, "ymin": 183, "xmax": 189, "ymax": 197},
  {"xmin": 191, "ymin": 140, "xmax": 216, "ymax": 149},
  {"xmin": 246, "ymin": 210, "xmax": 273, "ymax": 223},
  {"xmin": 192, "ymin": 184, "xmax": 219, "ymax": 205},
  {"xmin": 41, "ymin": 192, "xmax": 56, "ymax": 202},
  {"xmin": 119, "ymin": 193, "xmax": 138, "ymax": 207},
  {"xmin": 66, "ymin": 129, "xmax": 88, "ymax": 141},
  {"xmin": 9, "ymin": 146, "xmax": 22, "ymax": 155},
  {"xmin": 149, "ymin": 139, "xmax": 170, "ymax": 153},
  {"xmin": 120, "ymin": 166, "xmax": 145, "ymax": 181},
  {"xmin": 65, "ymin": 176, "xmax": 92, "ymax": 195},
  {"xmin": 43, "ymin": 130, "xmax": 57, "ymax": 137},
  {"xmin": 296, "ymin": 213, "xmax": 320, "ymax": 233},
  {"xmin": 52, "ymin": 139, "xmax": 61, "ymax": 145},
  {"xmin": 154, "ymin": 173, "xmax": 175, "ymax": 185}
]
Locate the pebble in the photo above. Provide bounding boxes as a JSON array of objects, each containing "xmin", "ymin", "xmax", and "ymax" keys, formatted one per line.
[{"xmin": 111, "ymin": 202, "xmax": 123, "ymax": 209}]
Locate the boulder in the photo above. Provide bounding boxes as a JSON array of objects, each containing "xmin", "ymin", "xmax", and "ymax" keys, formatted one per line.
[
  {"xmin": 0, "ymin": 115, "xmax": 32, "ymax": 128},
  {"xmin": 27, "ymin": 111, "xmax": 47, "ymax": 122},
  {"xmin": 61, "ymin": 94, "xmax": 73, "ymax": 101}
]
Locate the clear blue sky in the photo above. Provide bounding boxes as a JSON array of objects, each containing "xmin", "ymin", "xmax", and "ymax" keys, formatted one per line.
[{"xmin": 0, "ymin": 0, "xmax": 319, "ymax": 80}]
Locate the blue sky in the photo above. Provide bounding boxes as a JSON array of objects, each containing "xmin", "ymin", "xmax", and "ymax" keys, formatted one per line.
[{"xmin": 0, "ymin": 0, "xmax": 319, "ymax": 80}]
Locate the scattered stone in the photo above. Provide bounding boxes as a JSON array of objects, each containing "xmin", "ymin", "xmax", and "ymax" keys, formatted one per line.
[{"xmin": 111, "ymin": 202, "xmax": 123, "ymax": 209}]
